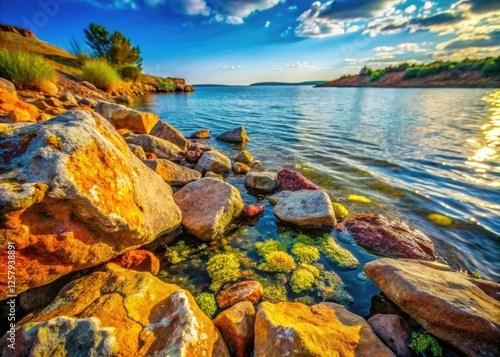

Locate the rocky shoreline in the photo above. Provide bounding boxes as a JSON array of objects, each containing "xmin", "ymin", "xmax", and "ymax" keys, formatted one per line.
[{"xmin": 0, "ymin": 76, "xmax": 499, "ymax": 356}]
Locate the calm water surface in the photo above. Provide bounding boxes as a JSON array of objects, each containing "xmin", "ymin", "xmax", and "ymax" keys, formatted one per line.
[{"xmin": 141, "ymin": 86, "xmax": 500, "ymax": 316}]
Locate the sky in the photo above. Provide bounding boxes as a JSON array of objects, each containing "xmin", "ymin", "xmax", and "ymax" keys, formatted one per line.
[{"xmin": 1, "ymin": 0, "xmax": 499, "ymax": 84}]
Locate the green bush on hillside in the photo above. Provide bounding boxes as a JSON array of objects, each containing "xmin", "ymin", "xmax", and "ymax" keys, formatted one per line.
[
  {"xmin": 0, "ymin": 49, "xmax": 56, "ymax": 89},
  {"xmin": 157, "ymin": 78, "xmax": 175, "ymax": 92},
  {"xmin": 119, "ymin": 65, "xmax": 142, "ymax": 81},
  {"xmin": 81, "ymin": 58, "xmax": 121, "ymax": 91},
  {"xmin": 482, "ymin": 59, "xmax": 500, "ymax": 77}
]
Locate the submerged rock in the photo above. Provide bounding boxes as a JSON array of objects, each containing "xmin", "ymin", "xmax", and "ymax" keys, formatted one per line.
[
  {"xmin": 217, "ymin": 126, "xmax": 250, "ymax": 143},
  {"xmin": 191, "ymin": 129, "xmax": 210, "ymax": 139},
  {"xmin": 125, "ymin": 134, "xmax": 184, "ymax": 161},
  {"xmin": 1, "ymin": 264, "xmax": 221, "ymax": 356},
  {"xmin": 367, "ymin": 314, "xmax": 412, "ymax": 357},
  {"xmin": 232, "ymin": 162, "xmax": 251, "ymax": 175},
  {"xmin": 277, "ymin": 169, "xmax": 323, "ymax": 191},
  {"xmin": 149, "ymin": 120, "xmax": 188, "ymax": 151},
  {"xmin": 235, "ymin": 150, "xmax": 253, "ymax": 164},
  {"xmin": 254, "ymin": 302, "xmax": 394, "ymax": 357},
  {"xmin": 143, "ymin": 158, "xmax": 201, "ymax": 186},
  {"xmin": 243, "ymin": 204, "xmax": 265, "ymax": 218},
  {"xmin": 174, "ymin": 178, "xmax": 244, "ymax": 241},
  {"xmin": 340, "ymin": 214, "xmax": 435, "ymax": 260},
  {"xmin": 271, "ymin": 190, "xmax": 336, "ymax": 228},
  {"xmin": 244, "ymin": 171, "xmax": 278, "ymax": 193},
  {"xmin": 216, "ymin": 280, "xmax": 264, "ymax": 308},
  {"xmin": 214, "ymin": 301, "xmax": 256, "ymax": 357},
  {"xmin": 195, "ymin": 150, "xmax": 232, "ymax": 174},
  {"xmin": 96, "ymin": 101, "xmax": 159, "ymax": 134},
  {"xmin": 364, "ymin": 258, "xmax": 500, "ymax": 357},
  {"xmin": 0, "ymin": 110, "xmax": 181, "ymax": 298}
]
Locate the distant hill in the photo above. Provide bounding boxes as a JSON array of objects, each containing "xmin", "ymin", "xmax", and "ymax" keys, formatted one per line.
[
  {"xmin": 318, "ymin": 58, "xmax": 500, "ymax": 88},
  {"xmin": 250, "ymin": 81, "xmax": 326, "ymax": 86}
]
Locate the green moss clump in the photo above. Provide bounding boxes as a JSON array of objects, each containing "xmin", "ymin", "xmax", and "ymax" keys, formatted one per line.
[
  {"xmin": 45, "ymin": 134, "xmax": 63, "ymax": 150},
  {"xmin": 206, "ymin": 253, "xmax": 241, "ymax": 292},
  {"xmin": 315, "ymin": 271, "xmax": 353, "ymax": 305},
  {"xmin": 409, "ymin": 332, "xmax": 442, "ymax": 357},
  {"xmin": 320, "ymin": 236, "xmax": 359, "ymax": 268},
  {"xmin": 332, "ymin": 203, "xmax": 349, "ymax": 219},
  {"xmin": 255, "ymin": 240, "xmax": 286, "ymax": 258},
  {"xmin": 164, "ymin": 240, "xmax": 207, "ymax": 265},
  {"xmin": 263, "ymin": 285, "xmax": 287, "ymax": 303},
  {"xmin": 471, "ymin": 271, "xmax": 481, "ymax": 279},
  {"xmin": 277, "ymin": 228, "xmax": 294, "ymax": 249},
  {"xmin": 294, "ymin": 296, "xmax": 314, "ymax": 306},
  {"xmin": 258, "ymin": 251, "xmax": 296, "ymax": 273},
  {"xmin": 291, "ymin": 243, "xmax": 320, "ymax": 264},
  {"xmin": 290, "ymin": 264, "xmax": 320, "ymax": 293},
  {"xmin": 295, "ymin": 233, "xmax": 328, "ymax": 246},
  {"xmin": 195, "ymin": 293, "xmax": 217, "ymax": 318}
]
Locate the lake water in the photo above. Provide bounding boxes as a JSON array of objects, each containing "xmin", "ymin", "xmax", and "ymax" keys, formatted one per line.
[{"xmin": 140, "ymin": 86, "xmax": 500, "ymax": 316}]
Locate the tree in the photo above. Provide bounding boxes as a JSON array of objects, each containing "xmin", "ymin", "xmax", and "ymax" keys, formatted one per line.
[
  {"xmin": 84, "ymin": 23, "xmax": 110, "ymax": 58},
  {"xmin": 359, "ymin": 66, "xmax": 373, "ymax": 76}
]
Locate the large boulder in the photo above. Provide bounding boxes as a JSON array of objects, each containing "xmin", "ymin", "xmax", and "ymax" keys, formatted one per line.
[
  {"xmin": 149, "ymin": 120, "xmax": 188, "ymax": 151},
  {"xmin": 174, "ymin": 178, "xmax": 244, "ymax": 241},
  {"xmin": 96, "ymin": 101, "xmax": 159, "ymax": 134},
  {"xmin": 0, "ymin": 110, "xmax": 181, "ymax": 298},
  {"xmin": 214, "ymin": 301, "xmax": 256, "ymax": 357},
  {"xmin": 254, "ymin": 301, "xmax": 394, "ymax": 357},
  {"xmin": 125, "ymin": 134, "xmax": 184, "ymax": 161},
  {"xmin": 339, "ymin": 214, "xmax": 435, "ymax": 260},
  {"xmin": 244, "ymin": 172, "xmax": 278, "ymax": 193},
  {"xmin": 277, "ymin": 169, "xmax": 323, "ymax": 191},
  {"xmin": 270, "ymin": 190, "xmax": 336, "ymax": 228},
  {"xmin": 1, "ymin": 264, "xmax": 221, "ymax": 356},
  {"xmin": 143, "ymin": 159, "xmax": 201, "ymax": 186},
  {"xmin": 195, "ymin": 150, "xmax": 232, "ymax": 175},
  {"xmin": 364, "ymin": 258, "xmax": 500, "ymax": 357},
  {"xmin": 217, "ymin": 126, "xmax": 250, "ymax": 143},
  {"xmin": 0, "ymin": 87, "xmax": 40, "ymax": 123}
]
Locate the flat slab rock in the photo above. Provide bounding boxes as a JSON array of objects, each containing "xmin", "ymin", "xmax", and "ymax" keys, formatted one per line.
[
  {"xmin": 96, "ymin": 101, "xmax": 159, "ymax": 134},
  {"xmin": 339, "ymin": 214, "xmax": 435, "ymax": 260},
  {"xmin": 195, "ymin": 150, "xmax": 232, "ymax": 174},
  {"xmin": 270, "ymin": 190, "xmax": 336, "ymax": 227},
  {"xmin": 143, "ymin": 159, "xmax": 201, "ymax": 186},
  {"xmin": 125, "ymin": 134, "xmax": 184, "ymax": 161},
  {"xmin": 364, "ymin": 258, "xmax": 500, "ymax": 357}
]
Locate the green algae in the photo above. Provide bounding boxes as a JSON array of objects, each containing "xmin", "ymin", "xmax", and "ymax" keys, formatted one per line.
[
  {"xmin": 291, "ymin": 243, "xmax": 320, "ymax": 264},
  {"xmin": 258, "ymin": 251, "xmax": 296, "ymax": 273},
  {"xmin": 332, "ymin": 202, "xmax": 349, "ymax": 220},
  {"xmin": 195, "ymin": 293, "xmax": 217, "ymax": 318},
  {"xmin": 206, "ymin": 253, "xmax": 241, "ymax": 292},
  {"xmin": 263, "ymin": 285, "xmax": 287, "ymax": 303},
  {"xmin": 315, "ymin": 271, "xmax": 353, "ymax": 305},
  {"xmin": 290, "ymin": 264, "xmax": 320, "ymax": 293},
  {"xmin": 426, "ymin": 213, "xmax": 453, "ymax": 226},
  {"xmin": 255, "ymin": 240, "xmax": 286, "ymax": 258},
  {"xmin": 347, "ymin": 194, "xmax": 372, "ymax": 204},
  {"xmin": 320, "ymin": 236, "xmax": 359, "ymax": 268},
  {"xmin": 409, "ymin": 332, "xmax": 442, "ymax": 357}
]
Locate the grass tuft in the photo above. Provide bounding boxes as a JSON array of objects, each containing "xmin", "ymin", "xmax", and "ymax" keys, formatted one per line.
[
  {"xmin": 81, "ymin": 58, "xmax": 121, "ymax": 91},
  {"xmin": 0, "ymin": 49, "xmax": 56, "ymax": 89}
]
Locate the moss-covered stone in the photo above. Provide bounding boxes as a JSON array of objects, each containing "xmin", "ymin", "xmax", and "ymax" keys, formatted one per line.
[
  {"xmin": 258, "ymin": 251, "xmax": 296, "ymax": 273},
  {"xmin": 255, "ymin": 240, "xmax": 286, "ymax": 258},
  {"xmin": 206, "ymin": 253, "xmax": 241, "ymax": 292},
  {"xmin": 290, "ymin": 264, "xmax": 320, "ymax": 293},
  {"xmin": 263, "ymin": 285, "xmax": 287, "ymax": 303},
  {"xmin": 291, "ymin": 243, "xmax": 320, "ymax": 264},
  {"xmin": 347, "ymin": 194, "xmax": 372, "ymax": 204},
  {"xmin": 321, "ymin": 236, "xmax": 359, "ymax": 268},
  {"xmin": 315, "ymin": 271, "xmax": 353, "ymax": 305},
  {"xmin": 332, "ymin": 202, "xmax": 349, "ymax": 219},
  {"xmin": 195, "ymin": 292, "xmax": 217, "ymax": 318},
  {"xmin": 426, "ymin": 213, "xmax": 453, "ymax": 226}
]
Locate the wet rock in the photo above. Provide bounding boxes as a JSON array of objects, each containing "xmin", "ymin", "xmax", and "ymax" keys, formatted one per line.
[
  {"xmin": 143, "ymin": 158, "xmax": 201, "ymax": 186},
  {"xmin": 0, "ymin": 88, "xmax": 39, "ymax": 123},
  {"xmin": 235, "ymin": 150, "xmax": 253, "ymax": 164},
  {"xmin": 114, "ymin": 95, "xmax": 133, "ymax": 105},
  {"xmin": 185, "ymin": 148, "xmax": 202, "ymax": 163},
  {"xmin": 340, "ymin": 214, "xmax": 435, "ymax": 260},
  {"xmin": 191, "ymin": 129, "xmax": 210, "ymax": 139},
  {"xmin": 250, "ymin": 160, "xmax": 263, "ymax": 169},
  {"xmin": 127, "ymin": 143, "xmax": 147, "ymax": 160},
  {"xmin": 217, "ymin": 126, "xmax": 250, "ymax": 143},
  {"xmin": 81, "ymin": 81, "xmax": 98, "ymax": 91},
  {"xmin": 149, "ymin": 120, "xmax": 188, "ymax": 151},
  {"xmin": 244, "ymin": 171, "xmax": 278, "ymax": 193},
  {"xmin": 0, "ymin": 78, "xmax": 16, "ymax": 95},
  {"xmin": 271, "ymin": 190, "xmax": 336, "ymax": 228},
  {"xmin": 125, "ymin": 134, "xmax": 184, "ymax": 161},
  {"xmin": 214, "ymin": 301, "xmax": 256, "ymax": 357},
  {"xmin": 189, "ymin": 140, "xmax": 213, "ymax": 152},
  {"xmin": 0, "ymin": 110, "xmax": 181, "ymax": 298},
  {"xmin": 277, "ymin": 169, "xmax": 323, "ymax": 191},
  {"xmin": 364, "ymin": 258, "xmax": 500, "ymax": 357},
  {"xmin": 111, "ymin": 249, "xmax": 160, "ymax": 275},
  {"xmin": 205, "ymin": 171, "xmax": 224, "ymax": 181},
  {"xmin": 243, "ymin": 204, "xmax": 265, "ymax": 218},
  {"xmin": 174, "ymin": 178, "xmax": 244, "ymax": 241},
  {"xmin": 233, "ymin": 162, "xmax": 251, "ymax": 175},
  {"xmin": 367, "ymin": 314, "xmax": 412, "ymax": 357},
  {"xmin": 254, "ymin": 302, "xmax": 394, "ymax": 357},
  {"xmin": 216, "ymin": 280, "xmax": 264, "ymax": 308},
  {"xmin": 96, "ymin": 101, "xmax": 159, "ymax": 134},
  {"xmin": 195, "ymin": 150, "xmax": 232, "ymax": 174},
  {"xmin": 1, "ymin": 264, "xmax": 219, "ymax": 356}
]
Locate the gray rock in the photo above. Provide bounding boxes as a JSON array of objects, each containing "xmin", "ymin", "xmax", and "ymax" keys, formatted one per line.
[
  {"xmin": 59, "ymin": 91, "xmax": 78, "ymax": 107},
  {"xmin": 143, "ymin": 159, "xmax": 201, "ymax": 186},
  {"xmin": 174, "ymin": 178, "xmax": 244, "ymax": 241},
  {"xmin": 367, "ymin": 314, "xmax": 412, "ymax": 357},
  {"xmin": 195, "ymin": 150, "xmax": 231, "ymax": 174},
  {"xmin": 272, "ymin": 190, "xmax": 336, "ymax": 227},
  {"xmin": 0, "ymin": 77, "xmax": 16, "ymax": 94},
  {"xmin": 205, "ymin": 171, "xmax": 224, "ymax": 181},
  {"xmin": 217, "ymin": 126, "xmax": 250, "ymax": 143},
  {"xmin": 244, "ymin": 172, "xmax": 278, "ymax": 193},
  {"xmin": 81, "ymin": 81, "xmax": 97, "ymax": 91},
  {"xmin": 235, "ymin": 150, "xmax": 253, "ymax": 164},
  {"xmin": 125, "ymin": 134, "xmax": 184, "ymax": 161},
  {"xmin": 78, "ymin": 97, "xmax": 97, "ymax": 108},
  {"xmin": 149, "ymin": 120, "xmax": 188, "ymax": 151},
  {"xmin": 127, "ymin": 143, "xmax": 147, "ymax": 160}
]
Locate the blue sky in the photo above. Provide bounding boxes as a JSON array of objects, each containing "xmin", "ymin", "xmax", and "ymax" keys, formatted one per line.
[{"xmin": 2, "ymin": 0, "xmax": 499, "ymax": 84}]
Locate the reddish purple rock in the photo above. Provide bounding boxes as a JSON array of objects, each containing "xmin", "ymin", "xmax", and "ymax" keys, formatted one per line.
[
  {"xmin": 340, "ymin": 214, "xmax": 435, "ymax": 260},
  {"xmin": 243, "ymin": 204, "xmax": 265, "ymax": 218},
  {"xmin": 185, "ymin": 149, "xmax": 202, "ymax": 163},
  {"xmin": 277, "ymin": 169, "xmax": 323, "ymax": 192}
]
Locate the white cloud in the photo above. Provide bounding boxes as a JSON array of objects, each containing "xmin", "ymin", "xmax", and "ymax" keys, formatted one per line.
[
  {"xmin": 404, "ymin": 4, "xmax": 417, "ymax": 14},
  {"xmin": 265, "ymin": 20, "xmax": 271, "ymax": 28},
  {"xmin": 423, "ymin": 1, "xmax": 435, "ymax": 10},
  {"xmin": 288, "ymin": 5, "xmax": 297, "ymax": 11},
  {"xmin": 285, "ymin": 61, "xmax": 315, "ymax": 68},
  {"xmin": 221, "ymin": 65, "xmax": 247, "ymax": 70}
]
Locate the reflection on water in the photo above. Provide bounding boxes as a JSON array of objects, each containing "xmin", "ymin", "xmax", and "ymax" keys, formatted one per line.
[{"xmin": 142, "ymin": 86, "xmax": 500, "ymax": 287}]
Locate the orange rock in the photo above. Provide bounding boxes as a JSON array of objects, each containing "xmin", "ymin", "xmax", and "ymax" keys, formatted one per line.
[
  {"xmin": 0, "ymin": 87, "xmax": 39, "ymax": 122},
  {"xmin": 214, "ymin": 301, "xmax": 255, "ymax": 357},
  {"xmin": 111, "ymin": 250, "xmax": 160, "ymax": 275},
  {"xmin": 146, "ymin": 152, "xmax": 158, "ymax": 159},
  {"xmin": 79, "ymin": 105, "xmax": 93, "ymax": 111},
  {"xmin": 46, "ymin": 107, "xmax": 66, "ymax": 116},
  {"xmin": 37, "ymin": 81, "xmax": 59, "ymax": 96},
  {"xmin": 96, "ymin": 101, "xmax": 159, "ymax": 134},
  {"xmin": 117, "ymin": 128, "xmax": 133, "ymax": 136},
  {"xmin": 216, "ymin": 280, "xmax": 264, "ymax": 308}
]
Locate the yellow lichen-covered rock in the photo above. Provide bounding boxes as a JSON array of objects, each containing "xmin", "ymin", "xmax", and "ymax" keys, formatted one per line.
[
  {"xmin": 254, "ymin": 302, "xmax": 395, "ymax": 357},
  {"xmin": 2, "ymin": 264, "xmax": 220, "ymax": 357},
  {"xmin": 0, "ymin": 110, "xmax": 182, "ymax": 299},
  {"xmin": 96, "ymin": 101, "xmax": 159, "ymax": 134}
]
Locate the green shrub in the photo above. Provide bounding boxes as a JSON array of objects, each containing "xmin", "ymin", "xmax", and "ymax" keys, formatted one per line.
[
  {"xmin": 158, "ymin": 78, "xmax": 175, "ymax": 91},
  {"xmin": 482, "ymin": 60, "xmax": 500, "ymax": 77},
  {"xmin": 258, "ymin": 251, "xmax": 296, "ymax": 273},
  {"xmin": 119, "ymin": 65, "xmax": 142, "ymax": 81},
  {"xmin": 195, "ymin": 292, "xmax": 217, "ymax": 318},
  {"xmin": 369, "ymin": 70, "xmax": 385, "ymax": 82},
  {"xmin": 81, "ymin": 58, "xmax": 121, "ymax": 91},
  {"xmin": 0, "ymin": 49, "xmax": 56, "ymax": 89},
  {"xmin": 409, "ymin": 332, "xmax": 442, "ymax": 357},
  {"xmin": 206, "ymin": 253, "xmax": 240, "ymax": 292}
]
